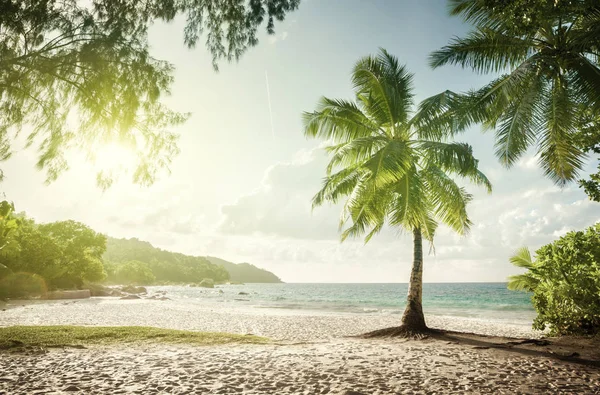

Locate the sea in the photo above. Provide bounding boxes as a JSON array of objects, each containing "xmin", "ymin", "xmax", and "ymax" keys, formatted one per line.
[{"xmin": 152, "ymin": 283, "xmax": 535, "ymax": 326}]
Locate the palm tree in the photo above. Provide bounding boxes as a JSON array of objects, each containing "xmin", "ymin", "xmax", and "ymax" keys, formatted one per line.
[
  {"xmin": 429, "ymin": 0, "xmax": 600, "ymax": 185},
  {"xmin": 507, "ymin": 247, "xmax": 539, "ymax": 292},
  {"xmin": 302, "ymin": 49, "xmax": 492, "ymax": 335}
]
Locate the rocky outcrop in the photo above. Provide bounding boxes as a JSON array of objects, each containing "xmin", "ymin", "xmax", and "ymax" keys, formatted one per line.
[{"xmin": 120, "ymin": 285, "xmax": 147, "ymax": 294}]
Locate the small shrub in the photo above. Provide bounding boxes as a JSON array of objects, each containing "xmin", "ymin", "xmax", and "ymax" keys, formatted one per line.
[{"xmin": 0, "ymin": 272, "xmax": 47, "ymax": 299}]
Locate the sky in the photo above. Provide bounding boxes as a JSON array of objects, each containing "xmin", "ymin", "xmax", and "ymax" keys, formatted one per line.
[{"xmin": 2, "ymin": 0, "xmax": 599, "ymax": 283}]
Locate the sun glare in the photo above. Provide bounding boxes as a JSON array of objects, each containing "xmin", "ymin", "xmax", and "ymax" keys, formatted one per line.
[{"xmin": 92, "ymin": 142, "xmax": 138, "ymax": 174}]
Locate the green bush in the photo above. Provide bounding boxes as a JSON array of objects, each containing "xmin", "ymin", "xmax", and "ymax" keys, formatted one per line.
[
  {"xmin": 0, "ymin": 264, "xmax": 11, "ymax": 280},
  {"xmin": 0, "ymin": 272, "xmax": 47, "ymax": 299},
  {"xmin": 508, "ymin": 223, "xmax": 600, "ymax": 335}
]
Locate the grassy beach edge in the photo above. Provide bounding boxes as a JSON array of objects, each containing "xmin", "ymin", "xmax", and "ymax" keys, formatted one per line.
[{"xmin": 0, "ymin": 326, "xmax": 268, "ymax": 349}]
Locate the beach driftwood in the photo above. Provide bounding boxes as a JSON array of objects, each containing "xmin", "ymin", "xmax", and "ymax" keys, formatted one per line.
[{"xmin": 45, "ymin": 290, "xmax": 91, "ymax": 300}]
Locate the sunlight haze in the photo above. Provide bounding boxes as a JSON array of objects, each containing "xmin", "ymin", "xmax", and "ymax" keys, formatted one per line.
[{"xmin": 3, "ymin": 0, "xmax": 599, "ymax": 283}]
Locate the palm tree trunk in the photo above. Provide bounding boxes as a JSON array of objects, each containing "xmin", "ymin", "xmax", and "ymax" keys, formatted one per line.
[{"xmin": 400, "ymin": 227, "xmax": 427, "ymax": 330}]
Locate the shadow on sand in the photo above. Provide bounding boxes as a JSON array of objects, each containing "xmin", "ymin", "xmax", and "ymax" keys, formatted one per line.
[{"xmin": 358, "ymin": 326, "xmax": 600, "ymax": 368}]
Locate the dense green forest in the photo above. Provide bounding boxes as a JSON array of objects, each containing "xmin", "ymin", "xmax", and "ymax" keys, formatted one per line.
[
  {"xmin": 207, "ymin": 257, "xmax": 282, "ymax": 283},
  {"xmin": 0, "ymin": 202, "xmax": 282, "ymax": 297},
  {"xmin": 0, "ymin": 203, "xmax": 106, "ymax": 297},
  {"xmin": 103, "ymin": 238, "xmax": 230, "ymax": 285},
  {"xmin": 104, "ymin": 238, "xmax": 282, "ymax": 284}
]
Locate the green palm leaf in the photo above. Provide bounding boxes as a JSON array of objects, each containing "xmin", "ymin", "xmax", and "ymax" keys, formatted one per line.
[
  {"xmin": 430, "ymin": 28, "xmax": 534, "ymax": 73},
  {"xmin": 433, "ymin": 0, "xmax": 600, "ymax": 185},
  {"xmin": 304, "ymin": 48, "xmax": 491, "ymax": 245}
]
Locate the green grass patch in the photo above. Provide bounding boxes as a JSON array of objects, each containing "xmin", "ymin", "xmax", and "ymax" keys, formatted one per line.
[{"xmin": 0, "ymin": 326, "xmax": 268, "ymax": 349}]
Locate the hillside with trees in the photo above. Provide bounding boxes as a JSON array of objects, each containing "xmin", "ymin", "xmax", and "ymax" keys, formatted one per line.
[
  {"xmin": 104, "ymin": 238, "xmax": 282, "ymax": 284},
  {"xmin": 0, "ymin": 203, "xmax": 282, "ymax": 296},
  {"xmin": 103, "ymin": 238, "xmax": 229, "ymax": 285},
  {"xmin": 206, "ymin": 257, "xmax": 282, "ymax": 283}
]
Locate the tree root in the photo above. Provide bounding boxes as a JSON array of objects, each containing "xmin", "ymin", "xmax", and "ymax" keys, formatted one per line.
[{"xmin": 360, "ymin": 325, "xmax": 441, "ymax": 340}]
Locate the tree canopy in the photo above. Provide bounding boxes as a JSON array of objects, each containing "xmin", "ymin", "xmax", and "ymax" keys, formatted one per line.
[
  {"xmin": 0, "ymin": 206, "xmax": 107, "ymax": 294},
  {"xmin": 0, "ymin": 0, "xmax": 300, "ymax": 186},
  {"xmin": 104, "ymin": 237, "xmax": 230, "ymax": 284},
  {"xmin": 304, "ymin": 49, "xmax": 492, "ymax": 244},
  {"xmin": 430, "ymin": 0, "xmax": 600, "ymax": 186}
]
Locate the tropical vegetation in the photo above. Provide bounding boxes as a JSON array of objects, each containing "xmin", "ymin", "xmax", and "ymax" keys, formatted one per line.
[
  {"xmin": 0, "ymin": 0, "xmax": 300, "ymax": 186},
  {"xmin": 303, "ymin": 49, "xmax": 492, "ymax": 334},
  {"xmin": 430, "ymin": 0, "xmax": 600, "ymax": 188},
  {"xmin": 508, "ymin": 223, "xmax": 600, "ymax": 336},
  {"xmin": 207, "ymin": 256, "xmax": 283, "ymax": 283},
  {"xmin": 104, "ymin": 237, "xmax": 230, "ymax": 285},
  {"xmin": 0, "ymin": 202, "xmax": 283, "ymax": 298},
  {"xmin": 0, "ymin": 210, "xmax": 106, "ymax": 297}
]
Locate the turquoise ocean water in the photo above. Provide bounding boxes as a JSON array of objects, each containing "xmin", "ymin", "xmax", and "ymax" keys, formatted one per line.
[{"xmin": 154, "ymin": 283, "xmax": 535, "ymax": 326}]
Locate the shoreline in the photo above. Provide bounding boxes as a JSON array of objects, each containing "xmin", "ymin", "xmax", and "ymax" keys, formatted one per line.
[{"xmin": 0, "ymin": 296, "xmax": 542, "ymax": 340}]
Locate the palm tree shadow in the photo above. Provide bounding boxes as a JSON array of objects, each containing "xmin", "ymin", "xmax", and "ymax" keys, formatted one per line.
[{"xmin": 357, "ymin": 327, "xmax": 600, "ymax": 368}]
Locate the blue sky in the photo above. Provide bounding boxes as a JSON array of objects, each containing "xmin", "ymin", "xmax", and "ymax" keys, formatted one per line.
[{"xmin": 2, "ymin": 0, "xmax": 599, "ymax": 282}]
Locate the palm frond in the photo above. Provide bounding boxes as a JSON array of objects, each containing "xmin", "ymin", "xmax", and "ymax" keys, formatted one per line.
[
  {"xmin": 429, "ymin": 28, "xmax": 534, "ymax": 73},
  {"xmin": 423, "ymin": 165, "xmax": 472, "ymax": 235},
  {"xmin": 302, "ymin": 97, "xmax": 377, "ymax": 143},
  {"xmin": 418, "ymin": 140, "xmax": 492, "ymax": 192},
  {"xmin": 509, "ymin": 247, "xmax": 533, "ymax": 269},
  {"xmin": 507, "ymin": 274, "xmax": 538, "ymax": 292},
  {"xmin": 492, "ymin": 70, "xmax": 546, "ymax": 167},
  {"xmin": 312, "ymin": 165, "xmax": 361, "ymax": 208},
  {"xmin": 418, "ymin": 141, "xmax": 475, "ymax": 170},
  {"xmin": 565, "ymin": 54, "xmax": 600, "ymax": 111},
  {"xmin": 538, "ymin": 75, "xmax": 586, "ymax": 185},
  {"xmin": 305, "ymin": 48, "xmax": 489, "ymax": 246},
  {"xmin": 361, "ymin": 139, "xmax": 413, "ymax": 189},
  {"xmin": 352, "ymin": 49, "xmax": 414, "ymax": 132},
  {"xmin": 325, "ymin": 135, "xmax": 389, "ymax": 174},
  {"xmin": 340, "ymin": 181, "xmax": 391, "ymax": 242},
  {"xmin": 411, "ymin": 90, "xmax": 474, "ymax": 140}
]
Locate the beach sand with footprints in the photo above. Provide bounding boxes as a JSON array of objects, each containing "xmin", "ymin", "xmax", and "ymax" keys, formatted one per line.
[{"xmin": 1, "ymin": 296, "xmax": 599, "ymax": 394}]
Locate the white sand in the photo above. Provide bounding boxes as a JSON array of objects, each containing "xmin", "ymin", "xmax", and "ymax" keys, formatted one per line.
[
  {"xmin": 5, "ymin": 295, "xmax": 596, "ymax": 394},
  {"xmin": 1, "ymin": 338, "xmax": 598, "ymax": 394},
  {"xmin": 0, "ymin": 296, "xmax": 542, "ymax": 340}
]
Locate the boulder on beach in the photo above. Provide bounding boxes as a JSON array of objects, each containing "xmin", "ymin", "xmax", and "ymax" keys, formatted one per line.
[
  {"xmin": 198, "ymin": 279, "xmax": 214, "ymax": 288},
  {"xmin": 45, "ymin": 290, "xmax": 91, "ymax": 300},
  {"xmin": 120, "ymin": 285, "xmax": 147, "ymax": 294},
  {"xmin": 84, "ymin": 283, "xmax": 113, "ymax": 297}
]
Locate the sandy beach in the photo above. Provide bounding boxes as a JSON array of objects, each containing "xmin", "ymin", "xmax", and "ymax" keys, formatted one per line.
[
  {"xmin": 1, "ymin": 295, "xmax": 599, "ymax": 394},
  {"xmin": 0, "ymin": 295, "xmax": 541, "ymax": 340}
]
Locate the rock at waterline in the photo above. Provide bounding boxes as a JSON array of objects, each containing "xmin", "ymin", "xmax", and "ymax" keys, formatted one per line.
[
  {"xmin": 46, "ymin": 290, "xmax": 91, "ymax": 300},
  {"xmin": 120, "ymin": 285, "xmax": 147, "ymax": 294},
  {"xmin": 120, "ymin": 294, "xmax": 141, "ymax": 300}
]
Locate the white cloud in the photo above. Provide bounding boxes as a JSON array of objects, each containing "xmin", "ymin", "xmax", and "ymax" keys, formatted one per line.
[
  {"xmin": 517, "ymin": 154, "xmax": 540, "ymax": 170},
  {"xmin": 210, "ymin": 147, "xmax": 600, "ymax": 283},
  {"xmin": 218, "ymin": 148, "xmax": 342, "ymax": 240}
]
